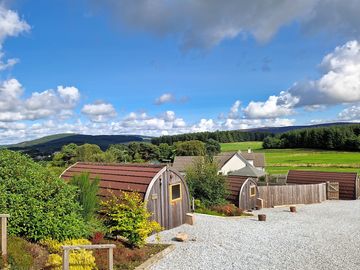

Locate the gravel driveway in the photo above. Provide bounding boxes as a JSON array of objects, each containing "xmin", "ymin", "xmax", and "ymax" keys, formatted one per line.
[{"xmin": 147, "ymin": 200, "xmax": 360, "ymax": 270}]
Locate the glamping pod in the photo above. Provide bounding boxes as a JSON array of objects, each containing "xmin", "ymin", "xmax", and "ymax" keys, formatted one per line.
[
  {"xmin": 287, "ymin": 170, "xmax": 359, "ymax": 200},
  {"xmin": 226, "ymin": 175, "xmax": 259, "ymax": 210},
  {"xmin": 61, "ymin": 162, "xmax": 191, "ymax": 229}
]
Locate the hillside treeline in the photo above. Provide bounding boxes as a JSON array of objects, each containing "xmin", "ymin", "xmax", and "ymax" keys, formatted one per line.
[
  {"xmin": 263, "ymin": 124, "xmax": 360, "ymax": 150},
  {"xmin": 152, "ymin": 130, "xmax": 272, "ymax": 145},
  {"xmin": 52, "ymin": 139, "xmax": 221, "ymax": 167}
]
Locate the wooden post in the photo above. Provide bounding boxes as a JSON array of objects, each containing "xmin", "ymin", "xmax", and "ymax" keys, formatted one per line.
[
  {"xmin": 108, "ymin": 247, "xmax": 113, "ymax": 270},
  {"xmin": 63, "ymin": 249, "xmax": 70, "ymax": 270},
  {"xmin": 62, "ymin": 244, "xmax": 116, "ymax": 270},
  {"xmin": 0, "ymin": 214, "xmax": 9, "ymax": 257}
]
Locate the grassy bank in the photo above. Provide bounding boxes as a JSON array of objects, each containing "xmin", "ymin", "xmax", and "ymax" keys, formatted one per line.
[{"xmin": 220, "ymin": 141, "xmax": 360, "ymax": 174}]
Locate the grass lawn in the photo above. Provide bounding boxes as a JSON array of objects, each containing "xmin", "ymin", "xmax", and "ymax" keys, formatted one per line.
[{"xmin": 221, "ymin": 141, "xmax": 360, "ymax": 174}]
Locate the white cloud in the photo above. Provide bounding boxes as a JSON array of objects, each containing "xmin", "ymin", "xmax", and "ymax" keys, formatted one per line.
[
  {"xmin": 0, "ymin": 79, "xmax": 81, "ymax": 122},
  {"xmin": 243, "ymin": 40, "xmax": 360, "ymax": 119},
  {"xmin": 81, "ymin": 102, "xmax": 117, "ymax": 122},
  {"xmin": 228, "ymin": 100, "xmax": 241, "ymax": 119},
  {"xmin": 243, "ymin": 95, "xmax": 296, "ymax": 119},
  {"xmin": 0, "ymin": 5, "xmax": 30, "ymax": 70},
  {"xmin": 155, "ymin": 93, "xmax": 174, "ymax": 105},
  {"xmin": 338, "ymin": 105, "xmax": 360, "ymax": 121}
]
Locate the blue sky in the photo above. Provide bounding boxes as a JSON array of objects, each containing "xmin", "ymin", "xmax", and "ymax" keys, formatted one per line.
[{"xmin": 1, "ymin": 0, "xmax": 360, "ymax": 144}]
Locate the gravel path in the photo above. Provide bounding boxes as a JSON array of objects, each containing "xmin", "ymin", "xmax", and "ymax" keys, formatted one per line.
[{"xmin": 147, "ymin": 200, "xmax": 360, "ymax": 270}]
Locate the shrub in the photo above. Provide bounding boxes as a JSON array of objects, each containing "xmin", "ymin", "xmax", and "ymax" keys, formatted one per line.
[
  {"xmin": 211, "ymin": 204, "xmax": 244, "ymax": 216},
  {"xmin": 0, "ymin": 236, "xmax": 49, "ymax": 269},
  {"xmin": 101, "ymin": 192, "xmax": 162, "ymax": 247},
  {"xmin": 69, "ymin": 173, "xmax": 100, "ymax": 222},
  {"xmin": 0, "ymin": 150, "xmax": 89, "ymax": 241},
  {"xmin": 185, "ymin": 156, "xmax": 229, "ymax": 207},
  {"xmin": 41, "ymin": 238, "xmax": 96, "ymax": 270}
]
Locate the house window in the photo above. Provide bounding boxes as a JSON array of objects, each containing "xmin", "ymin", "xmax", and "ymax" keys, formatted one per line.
[
  {"xmin": 250, "ymin": 185, "xmax": 256, "ymax": 197},
  {"xmin": 170, "ymin": 183, "xmax": 182, "ymax": 202}
]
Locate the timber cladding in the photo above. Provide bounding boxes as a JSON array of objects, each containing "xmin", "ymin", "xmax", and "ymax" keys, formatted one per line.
[
  {"xmin": 61, "ymin": 162, "xmax": 191, "ymax": 229},
  {"xmin": 287, "ymin": 170, "xmax": 358, "ymax": 200},
  {"xmin": 226, "ymin": 175, "xmax": 259, "ymax": 210},
  {"xmin": 258, "ymin": 183, "xmax": 327, "ymax": 208}
]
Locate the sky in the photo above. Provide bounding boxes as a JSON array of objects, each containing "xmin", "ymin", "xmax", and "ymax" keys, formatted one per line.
[{"xmin": 1, "ymin": 0, "xmax": 360, "ymax": 144}]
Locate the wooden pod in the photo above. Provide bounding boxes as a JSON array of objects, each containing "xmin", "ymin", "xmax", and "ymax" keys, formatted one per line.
[{"xmin": 61, "ymin": 162, "xmax": 191, "ymax": 230}]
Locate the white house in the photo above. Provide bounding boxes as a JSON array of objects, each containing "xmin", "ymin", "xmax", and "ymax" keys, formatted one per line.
[{"xmin": 172, "ymin": 151, "xmax": 266, "ymax": 177}]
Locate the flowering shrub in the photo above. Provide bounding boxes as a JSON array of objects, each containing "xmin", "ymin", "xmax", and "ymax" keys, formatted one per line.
[
  {"xmin": 41, "ymin": 238, "xmax": 96, "ymax": 270},
  {"xmin": 101, "ymin": 191, "xmax": 162, "ymax": 247}
]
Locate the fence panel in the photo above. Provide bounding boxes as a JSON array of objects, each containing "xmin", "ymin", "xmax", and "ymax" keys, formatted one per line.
[{"xmin": 258, "ymin": 183, "xmax": 327, "ymax": 208}]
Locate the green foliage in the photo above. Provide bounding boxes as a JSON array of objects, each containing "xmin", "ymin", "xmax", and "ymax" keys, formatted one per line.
[
  {"xmin": 263, "ymin": 124, "xmax": 360, "ymax": 151},
  {"xmin": 41, "ymin": 238, "xmax": 96, "ymax": 270},
  {"xmin": 175, "ymin": 140, "xmax": 206, "ymax": 156},
  {"xmin": 158, "ymin": 143, "xmax": 175, "ymax": 162},
  {"xmin": 106, "ymin": 144, "xmax": 132, "ymax": 162},
  {"xmin": 128, "ymin": 142, "xmax": 160, "ymax": 161},
  {"xmin": 6, "ymin": 236, "xmax": 34, "ymax": 269},
  {"xmin": 77, "ymin": 143, "xmax": 104, "ymax": 162},
  {"xmin": 205, "ymin": 139, "xmax": 221, "ymax": 156},
  {"xmin": 101, "ymin": 192, "xmax": 162, "ymax": 247},
  {"xmin": 69, "ymin": 173, "xmax": 100, "ymax": 222},
  {"xmin": 0, "ymin": 150, "xmax": 89, "ymax": 241},
  {"xmin": 185, "ymin": 157, "xmax": 228, "ymax": 207}
]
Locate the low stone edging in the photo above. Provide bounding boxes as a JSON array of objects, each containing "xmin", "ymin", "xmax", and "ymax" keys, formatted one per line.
[
  {"xmin": 194, "ymin": 213, "xmax": 253, "ymax": 219},
  {"xmin": 135, "ymin": 244, "xmax": 176, "ymax": 270}
]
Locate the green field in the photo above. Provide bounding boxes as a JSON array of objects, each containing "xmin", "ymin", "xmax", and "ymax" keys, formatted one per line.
[{"xmin": 220, "ymin": 141, "xmax": 360, "ymax": 174}]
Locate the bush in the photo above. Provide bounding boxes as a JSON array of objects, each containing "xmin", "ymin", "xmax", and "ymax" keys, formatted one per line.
[
  {"xmin": 41, "ymin": 238, "xmax": 96, "ymax": 270},
  {"xmin": 101, "ymin": 192, "xmax": 162, "ymax": 247},
  {"xmin": 0, "ymin": 150, "xmax": 89, "ymax": 241},
  {"xmin": 0, "ymin": 236, "xmax": 49, "ymax": 269},
  {"xmin": 211, "ymin": 204, "xmax": 244, "ymax": 216},
  {"xmin": 185, "ymin": 156, "xmax": 229, "ymax": 207}
]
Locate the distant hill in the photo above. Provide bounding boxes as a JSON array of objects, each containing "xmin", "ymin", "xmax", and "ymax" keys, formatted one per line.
[{"xmin": 4, "ymin": 134, "xmax": 151, "ymax": 159}]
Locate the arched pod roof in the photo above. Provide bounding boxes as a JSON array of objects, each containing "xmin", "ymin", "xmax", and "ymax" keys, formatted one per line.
[
  {"xmin": 226, "ymin": 175, "xmax": 249, "ymax": 204},
  {"xmin": 60, "ymin": 162, "xmax": 166, "ymax": 199}
]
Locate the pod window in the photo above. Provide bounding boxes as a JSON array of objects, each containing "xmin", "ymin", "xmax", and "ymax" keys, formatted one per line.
[
  {"xmin": 170, "ymin": 183, "xmax": 182, "ymax": 202},
  {"xmin": 250, "ymin": 185, "xmax": 256, "ymax": 197}
]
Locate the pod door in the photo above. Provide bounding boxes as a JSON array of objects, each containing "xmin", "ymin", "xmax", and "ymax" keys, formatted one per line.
[{"xmin": 167, "ymin": 171, "xmax": 188, "ymax": 229}]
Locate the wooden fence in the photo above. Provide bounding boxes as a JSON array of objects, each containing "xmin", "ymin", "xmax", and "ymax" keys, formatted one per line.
[{"xmin": 258, "ymin": 183, "xmax": 327, "ymax": 208}]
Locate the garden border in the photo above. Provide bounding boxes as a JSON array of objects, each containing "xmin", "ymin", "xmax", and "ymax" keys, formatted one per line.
[
  {"xmin": 194, "ymin": 213, "xmax": 254, "ymax": 219},
  {"xmin": 135, "ymin": 244, "xmax": 175, "ymax": 270}
]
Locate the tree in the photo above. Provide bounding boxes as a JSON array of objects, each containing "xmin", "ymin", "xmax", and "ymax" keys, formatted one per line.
[
  {"xmin": 158, "ymin": 143, "xmax": 175, "ymax": 162},
  {"xmin": 138, "ymin": 142, "xmax": 160, "ymax": 161},
  {"xmin": 51, "ymin": 143, "xmax": 79, "ymax": 167},
  {"xmin": 175, "ymin": 140, "xmax": 206, "ymax": 156},
  {"xmin": 185, "ymin": 156, "xmax": 228, "ymax": 207},
  {"xmin": 205, "ymin": 139, "xmax": 221, "ymax": 156},
  {"xmin": 106, "ymin": 144, "xmax": 132, "ymax": 162},
  {"xmin": 76, "ymin": 144, "xmax": 104, "ymax": 162}
]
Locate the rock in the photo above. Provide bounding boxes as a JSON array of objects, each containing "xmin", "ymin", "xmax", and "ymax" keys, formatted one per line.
[{"xmin": 175, "ymin": 232, "xmax": 188, "ymax": 242}]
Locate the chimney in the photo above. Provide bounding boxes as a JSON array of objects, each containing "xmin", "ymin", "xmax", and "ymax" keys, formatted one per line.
[{"xmin": 248, "ymin": 147, "xmax": 252, "ymax": 153}]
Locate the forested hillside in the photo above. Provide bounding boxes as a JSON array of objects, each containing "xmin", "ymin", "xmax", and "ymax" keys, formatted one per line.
[
  {"xmin": 263, "ymin": 124, "xmax": 360, "ymax": 151},
  {"xmin": 152, "ymin": 130, "xmax": 271, "ymax": 145}
]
